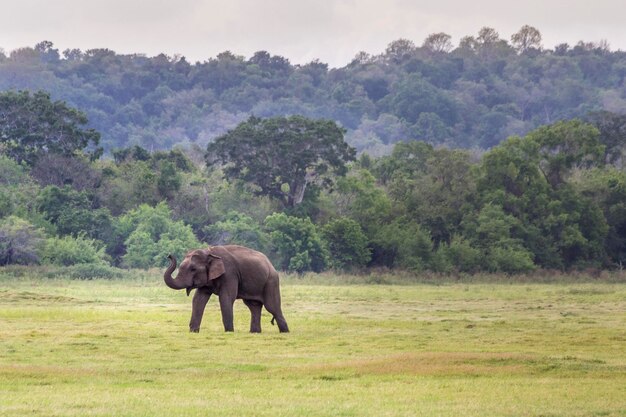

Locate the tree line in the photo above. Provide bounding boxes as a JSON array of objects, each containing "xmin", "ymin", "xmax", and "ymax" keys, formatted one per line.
[
  {"xmin": 1, "ymin": 90, "xmax": 625, "ymax": 274},
  {"xmin": 1, "ymin": 25, "xmax": 625, "ymax": 157}
]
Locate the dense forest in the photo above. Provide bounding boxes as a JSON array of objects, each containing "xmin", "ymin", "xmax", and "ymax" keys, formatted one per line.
[
  {"xmin": 1, "ymin": 26, "xmax": 626, "ymax": 275},
  {"xmin": 1, "ymin": 26, "xmax": 625, "ymax": 155}
]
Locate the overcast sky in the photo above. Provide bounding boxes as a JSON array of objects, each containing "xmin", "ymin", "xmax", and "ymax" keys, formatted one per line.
[{"xmin": 1, "ymin": 0, "xmax": 625, "ymax": 67}]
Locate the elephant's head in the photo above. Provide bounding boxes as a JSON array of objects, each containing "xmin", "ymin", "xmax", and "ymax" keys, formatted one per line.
[{"xmin": 163, "ymin": 248, "xmax": 226, "ymax": 296}]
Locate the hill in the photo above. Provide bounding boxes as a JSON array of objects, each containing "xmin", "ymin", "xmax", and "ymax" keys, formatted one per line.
[{"xmin": 1, "ymin": 26, "xmax": 625, "ymax": 155}]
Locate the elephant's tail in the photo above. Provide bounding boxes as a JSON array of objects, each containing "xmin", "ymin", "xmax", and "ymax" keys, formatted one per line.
[{"xmin": 271, "ymin": 316, "xmax": 276, "ymax": 326}]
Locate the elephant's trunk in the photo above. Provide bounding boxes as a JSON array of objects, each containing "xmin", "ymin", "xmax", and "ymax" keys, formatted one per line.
[{"xmin": 163, "ymin": 255, "xmax": 186, "ymax": 290}]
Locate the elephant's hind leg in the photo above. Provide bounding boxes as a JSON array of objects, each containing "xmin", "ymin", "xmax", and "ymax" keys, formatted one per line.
[
  {"xmin": 264, "ymin": 300, "xmax": 289, "ymax": 333},
  {"xmin": 244, "ymin": 299, "xmax": 263, "ymax": 333}
]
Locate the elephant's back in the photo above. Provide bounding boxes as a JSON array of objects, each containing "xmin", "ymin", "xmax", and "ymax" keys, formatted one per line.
[
  {"xmin": 219, "ymin": 245, "xmax": 274, "ymax": 268},
  {"xmin": 212, "ymin": 246, "xmax": 275, "ymax": 301}
]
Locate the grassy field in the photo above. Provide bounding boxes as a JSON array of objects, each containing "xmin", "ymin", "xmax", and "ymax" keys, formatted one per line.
[{"xmin": 1, "ymin": 272, "xmax": 625, "ymax": 416}]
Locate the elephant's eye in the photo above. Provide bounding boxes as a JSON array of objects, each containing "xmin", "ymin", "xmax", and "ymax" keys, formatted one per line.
[{"xmin": 190, "ymin": 266, "xmax": 196, "ymax": 272}]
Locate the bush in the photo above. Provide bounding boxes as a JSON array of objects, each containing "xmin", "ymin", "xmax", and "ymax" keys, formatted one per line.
[
  {"xmin": 42, "ymin": 235, "xmax": 109, "ymax": 266},
  {"xmin": 485, "ymin": 246, "xmax": 536, "ymax": 273},
  {"xmin": 264, "ymin": 213, "xmax": 328, "ymax": 273},
  {"xmin": 120, "ymin": 203, "xmax": 203, "ymax": 268},
  {"xmin": 321, "ymin": 217, "xmax": 371, "ymax": 270},
  {"xmin": 438, "ymin": 236, "xmax": 482, "ymax": 273},
  {"xmin": 36, "ymin": 185, "xmax": 114, "ymax": 241},
  {"xmin": 204, "ymin": 211, "xmax": 268, "ymax": 251},
  {"xmin": 64, "ymin": 263, "xmax": 124, "ymax": 279},
  {"xmin": 0, "ymin": 216, "xmax": 45, "ymax": 265},
  {"xmin": 372, "ymin": 219, "xmax": 432, "ymax": 271}
]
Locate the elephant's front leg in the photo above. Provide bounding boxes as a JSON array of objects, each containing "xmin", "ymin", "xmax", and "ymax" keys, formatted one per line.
[
  {"xmin": 189, "ymin": 288, "xmax": 211, "ymax": 333},
  {"xmin": 219, "ymin": 295, "xmax": 236, "ymax": 332}
]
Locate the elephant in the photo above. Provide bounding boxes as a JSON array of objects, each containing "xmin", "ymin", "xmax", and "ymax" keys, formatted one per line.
[{"xmin": 164, "ymin": 245, "xmax": 289, "ymax": 333}]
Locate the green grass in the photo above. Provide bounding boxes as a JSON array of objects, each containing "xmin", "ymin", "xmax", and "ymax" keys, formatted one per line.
[{"xmin": 1, "ymin": 273, "xmax": 625, "ymax": 416}]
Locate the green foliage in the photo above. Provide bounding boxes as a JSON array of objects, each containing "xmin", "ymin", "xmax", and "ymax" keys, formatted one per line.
[
  {"xmin": 204, "ymin": 211, "xmax": 268, "ymax": 251},
  {"xmin": 525, "ymin": 119, "xmax": 605, "ymax": 188},
  {"xmin": 0, "ymin": 90, "xmax": 101, "ymax": 165},
  {"xmin": 0, "ymin": 188, "xmax": 12, "ymax": 218},
  {"xmin": 321, "ymin": 217, "xmax": 371, "ymax": 270},
  {"xmin": 112, "ymin": 145, "xmax": 151, "ymax": 163},
  {"xmin": 97, "ymin": 159, "xmax": 160, "ymax": 215},
  {"xmin": 586, "ymin": 111, "xmax": 626, "ymax": 165},
  {"xmin": 207, "ymin": 115, "xmax": 355, "ymax": 208},
  {"xmin": 383, "ymin": 73, "xmax": 458, "ymax": 125},
  {"xmin": 264, "ymin": 212, "xmax": 328, "ymax": 273},
  {"xmin": 97, "ymin": 146, "xmax": 195, "ymax": 215},
  {"xmin": 573, "ymin": 167, "xmax": 626, "ymax": 266},
  {"xmin": 63, "ymin": 263, "xmax": 123, "ymax": 279},
  {"xmin": 119, "ymin": 202, "xmax": 203, "ymax": 269},
  {"xmin": 485, "ymin": 245, "xmax": 536, "ymax": 273},
  {"xmin": 0, "ymin": 154, "xmax": 28, "ymax": 186},
  {"xmin": 35, "ymin": 185, "xmax": 114, "ymax": 245},
  {"xmin": 3, "ymin": 37, "xmax": 626, "ymax": 274},
  {"xmin": 332, "ymin": 169, "xmax": 392, "ymax": 234},
  {"xmin": 475, "ymin": 121, "xmax": 609, "ymax": 269},
  {"xmin": 41, "ymin": 235, "xmax": 108, "ymax": 266},
  {"xmin": 372, "ymin": 219, "xmax": 433, "ymax": 271},
  {"xmin": 0, "ymin": 215, "xmax": 44, "ymax": 265},
  {"xmin": 377, "ymin": 143, "xmax": 475, "ymax": 246},
  {"xmin": 156, "ymin": 160, "xmax": 182, "ymax": 200},
  {"xmin": 0, "ymin": 155, "xmax": 40, "ymax": 219},
  {"xmin": 1, "ymin": 36, "xmax": 626, "ymax": 154},
  {"xmin": 436, "ymin": 236, "xmax": 482, "ymax": 273}
]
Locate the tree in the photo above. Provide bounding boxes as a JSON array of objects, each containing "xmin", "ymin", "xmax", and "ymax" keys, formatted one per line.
[
  {"xmin": 384, "ymin": 74, "xmax": 458, "ymax": 125},
  {"xmin": 586, "ymin": 111, "xmax": 626, "ymax": 166},
  {"xmin": 477, "ymin": 27, "xmax": 501, "ymax": 46},
  {"xmin": 371, "ymin": 219, "xmax": 433, "ymax": 271},
  {"xmin": 203, "ymin": 211, "xmax": 268, "ymax": 251},
  {"xmin": 511, "ymin": 25, "xmax": 542, "ymax": 53},
  {"xmin": 471, "ymin": 203, "xmax": 536, "ymax": 273},
  {"xmin": 30, "ymin": 153, "xmax": 101, "ymax": 191},
  {"xmin": 321, "ymin": 217, "xmax": 371, "ymax": 270},
  {"xmin": 264, "ymin": 213, "xmax": 328, "ymax": 273},
  {"xmin": 207, "ymin": 115, "xmax": 355, "ymax": 208},
  {"xmin": 476, "ymin": 124, "xmax": 608, "ymax": 269},
  {"xmin": 332, "ymin": 168, "xmax": 392, "ymax": 236},
  {"xmin": 402, "ymin": 147, "xmax": 475, "ymax": 246},
  {"xmin": 384, "ymin": 39, "xmax": 416, "ymax": 64},
  {"xmin": 35, "ymin": 185, "xmax": 113, "ymax": 241},
  {"xmin": 42, "ymin": 235, "xmax": 108, "ymax": 266},
  {"xmin": 526, "ymin": 119, "xmax": 605, "ymax": 189},
  {"xmin": 0, "ymin": 216, "xmax": 44, "ymax": 265},
  {"xmin": 423, "ymin": 33, "xmax": 453, "ymax": 53},
  {"xmin": 0, "ymin": 90, "xmax": 102, "ymax": 165},
  {"xmin": 573, "ymin": 167, "xmax": 626, "ymax": 266},
  {"xmin": 119, "ymin": 203, "xmax": 203, "ymax": 268}
]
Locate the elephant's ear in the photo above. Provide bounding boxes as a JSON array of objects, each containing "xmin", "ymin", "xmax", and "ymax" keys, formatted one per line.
[{"xmin": 207, "ymin": 254, "xmax": 225, "ymax": 280}]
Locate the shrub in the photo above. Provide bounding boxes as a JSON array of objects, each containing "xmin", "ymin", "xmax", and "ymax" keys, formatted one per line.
[
  {"xmin": 64, "ymin": 263, "xmax": 123, "ymax": 279},
  {"xmin": 42, "ymin": 235, "xmax": 108, "ymax": 266},
  {"xmin": 321, "ymin": 217, "xmax": 371, "ymax": 270},
  {"xmin": 204, "ymin": 211, "xmax": 268, "ymax": 251},
  {"xmin": 372, "ymin": 219, "xmax": 432, "ymax": 271},
  {"xmin": 0, "ymin": 216, "xmax": 45, "ymax": 265},
  {"xmin": 264, "ymin": 213, "xmax": 328, "ymax": 273},
  {"xmin": 120, "ymin": 203, "xmax": 203, "ymax": 269},
  {"xmin": 485, "ymin": 246, "xmax": 536, "ymax": 273},
  {"xmin": 438, "ymin": 236, "xmax": 482, "ymax": 273}
]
